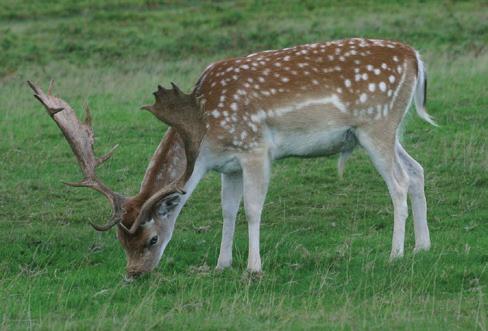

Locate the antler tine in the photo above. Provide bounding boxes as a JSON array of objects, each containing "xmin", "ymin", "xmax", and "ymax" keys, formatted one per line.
[
  {"xmin": 28, "ymin": 80, "xmax": 127, "ymax": 231},
  {"xmin": 97, "ymin": 144, "xmax": 119, "ymax": 165},
  {"xmin": 27, "ymin": 80, "xmax": 64, "ymax": 116},
  {"xmin": 89, "ymin": 193, "xmax": 127, "ymax": 231},
  {"xmin": 171, "ymin": 82, "xmax": 182, "ymax": 95},
  {"xmin": 48, "ymin": 80, "xmax": 55, "ymax": 95},
  {"xmin": 82, "ymin": 100, "xmax": 93, "ymax": 126}
]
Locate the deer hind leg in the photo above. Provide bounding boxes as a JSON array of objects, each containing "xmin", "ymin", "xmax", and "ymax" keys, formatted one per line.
[
  {"xmin": 240, "ymin": 150, "xmax": 271, "ymax": 273},
  {"xmin": 216, "ymin": 172, "xmax": 243, "ymax": 270},
  {"xmin": 357, "ymin": 131, "xmax": 410, "ymax": 260},
  {"xmin": 396, "ymin": 143, "xmax": 431, "ymax": 253}
]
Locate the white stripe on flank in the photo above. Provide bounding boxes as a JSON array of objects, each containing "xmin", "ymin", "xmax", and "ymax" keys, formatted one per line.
[{"xmin": 250, "ymin": 95, "xmax": 346, "ymax": 123}]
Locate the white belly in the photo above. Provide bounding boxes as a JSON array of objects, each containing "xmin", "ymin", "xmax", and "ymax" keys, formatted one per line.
[
  {"xmin": 267, "ymin": 126, "xmax": 350, "ymax": 160},
  {"xmin": 204, "ymin": 100, "xmax": 356, "ymax": 173}
]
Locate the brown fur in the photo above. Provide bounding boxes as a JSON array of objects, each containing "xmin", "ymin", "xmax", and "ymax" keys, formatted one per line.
[{"xmin": 193, "ymin": 38, "xmax": 418, "ymax": 150}]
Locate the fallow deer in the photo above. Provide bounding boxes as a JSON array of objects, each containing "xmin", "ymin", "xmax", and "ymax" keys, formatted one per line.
[{"xmin": 30, "ymin": 38, "xmax": 435, "ymax": 280}]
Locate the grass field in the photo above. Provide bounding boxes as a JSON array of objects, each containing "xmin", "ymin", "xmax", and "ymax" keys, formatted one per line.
[{"xmin": 1, "ymin": 0, "xmax": 488, "ymax": 329}]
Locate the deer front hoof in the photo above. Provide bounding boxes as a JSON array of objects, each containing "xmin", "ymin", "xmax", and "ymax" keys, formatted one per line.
[
  {"xmin": 389, "ymin": 250, "xmax": 404, "ymax": 262},
  {"xmin": 215, "ymin": 262, "xmax": 232, "ymax": 271}
]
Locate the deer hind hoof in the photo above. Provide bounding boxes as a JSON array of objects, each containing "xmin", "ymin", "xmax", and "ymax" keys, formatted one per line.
[{"xmin": 242, "ymin": 269, "xmax": 263, "ymax": 282}]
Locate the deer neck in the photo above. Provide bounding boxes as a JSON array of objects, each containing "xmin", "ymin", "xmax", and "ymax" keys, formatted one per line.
[
  {"xmin": 138, "ymin": 128, "xmax": 186, "ymax": 198},
  {"xmin": 125, "ymin": 126, "xmax": 208, "ymax": 224}
]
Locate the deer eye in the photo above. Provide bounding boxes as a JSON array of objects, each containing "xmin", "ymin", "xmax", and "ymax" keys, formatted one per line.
[{"xmin": 149, "ymin": 235, "xmax": 158, "ymax": 246}]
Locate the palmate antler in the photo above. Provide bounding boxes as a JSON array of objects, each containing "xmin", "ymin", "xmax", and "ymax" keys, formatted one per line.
[
  {"xmin": 28, "ymin": 80, "xmax": 127, "ymax": 231},
  {"xmin": 124, "ymin": 83, "xmax": 206, "ymax": 234}
]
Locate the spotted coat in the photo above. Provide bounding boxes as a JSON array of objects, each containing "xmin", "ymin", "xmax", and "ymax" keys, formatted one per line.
[{"xmin": 193, "ymin": 38, "xmax": 419, "ymax": 150}]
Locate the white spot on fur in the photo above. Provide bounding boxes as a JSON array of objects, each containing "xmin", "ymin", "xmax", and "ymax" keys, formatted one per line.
[
  {"xmin": 368, "ymin": 83, "xmax": 376, "ymax": 92},
  {"xmin": 379, "ymin": 81, "xmax": 387, "ymax": 92},
  {"xmin": 359, "ymin": 93, "xmax": 368, "ymax": 103}
]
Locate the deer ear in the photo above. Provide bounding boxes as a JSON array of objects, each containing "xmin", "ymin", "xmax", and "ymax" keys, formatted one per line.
[{"xmin": 155, "ymin": 193, "xmax": 181, "ymax": 218}]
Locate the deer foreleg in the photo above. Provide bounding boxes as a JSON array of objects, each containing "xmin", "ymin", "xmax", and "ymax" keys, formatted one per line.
[{"xmin": 217, "ymin": 172, "xmax": 243, "ymax": 270}]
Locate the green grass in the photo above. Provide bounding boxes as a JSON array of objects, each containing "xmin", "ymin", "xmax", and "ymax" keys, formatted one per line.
[{"xmin": 1, "ymin": 0, "xmax": 488, "ymax": 329}]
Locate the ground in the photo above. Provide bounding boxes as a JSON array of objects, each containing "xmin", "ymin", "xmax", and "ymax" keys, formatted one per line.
[{"xmin": 1, "ymin": 1, "xmax": 487, "ymax": 330}]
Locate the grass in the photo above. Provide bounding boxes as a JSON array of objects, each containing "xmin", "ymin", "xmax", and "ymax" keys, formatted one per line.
[{"xmin": 1, "ymin": 0, "xmax": 488, "ymax": 329}]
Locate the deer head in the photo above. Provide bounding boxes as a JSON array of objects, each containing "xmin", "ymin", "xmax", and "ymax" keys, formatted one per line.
[{"xmin": 28, "ymin": 80, "xmax": 203, "ymax": 281}]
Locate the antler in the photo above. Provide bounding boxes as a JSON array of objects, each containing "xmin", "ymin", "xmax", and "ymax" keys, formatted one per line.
[
  {"xmin": 28, "ymin": 80, "xmax": 127, "ymax": 231},
  {"xmin": 124, "ymin": 83, "xmax": 206, "ymax": 234}
]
